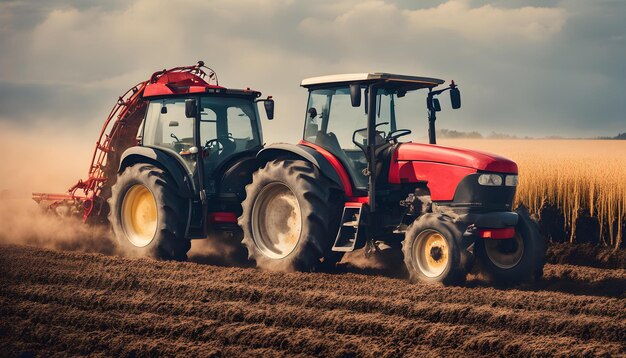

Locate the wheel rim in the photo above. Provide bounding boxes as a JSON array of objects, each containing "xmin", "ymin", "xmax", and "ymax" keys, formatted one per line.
[
  {"xmin": 251, "ymin": 183, "xmax": 302, "ymax": 259},
  {"xmin": 484, "ymin": 232, "xmax": 524, "ymax": 269},
  {"xmin": 121, "ymin": 184, "xmax": 158, "ymax": 247},
  {"xmin": 413, "ymin": 229, "xmax": 449, "ymax": 278}
]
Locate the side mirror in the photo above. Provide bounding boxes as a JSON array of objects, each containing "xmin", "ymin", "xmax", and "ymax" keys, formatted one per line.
[
  {"xmin": 432, "ymin": 98, "xmax": 441, "ymax": 112},
  {"xmin": 349, "ymin": 84, "xmax": 361, "ymax": 107},
  {"xmin": 263, "ymin": 97, "xmax": 274, "ymax": 120},
  {"xmin": 450, "ymin": 86, "xmax": 461, "ymax": 109},
  {"xmin": 185, "ymin": 99, "xmax": 197, "ymax": 118}
]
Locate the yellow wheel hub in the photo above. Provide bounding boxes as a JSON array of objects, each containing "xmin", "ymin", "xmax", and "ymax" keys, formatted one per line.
[
  {"xmin": 122, "ymin": 184, "xmax": 158, "ymax": 247},
  {"xmin": 414, "ymin": 230, "xmax": 449, "ymax": 278}
]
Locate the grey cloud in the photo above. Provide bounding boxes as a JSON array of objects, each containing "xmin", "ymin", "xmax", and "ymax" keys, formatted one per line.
[
  {"xmin": 0, "ymin": 0, "xmax": 624, "ymax": 141},
  {"xmin": 0, "ymin": 81, "xmax": 116, "ymax": 128}
]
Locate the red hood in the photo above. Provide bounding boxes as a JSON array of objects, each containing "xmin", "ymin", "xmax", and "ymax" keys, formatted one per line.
[{"xmin": 395, "ymin": 143, "xmax": 518, "ymax": 173}]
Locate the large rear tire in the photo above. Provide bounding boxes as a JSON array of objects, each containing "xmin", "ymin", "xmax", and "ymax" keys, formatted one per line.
[
  {"xmin": 475, "ymin": 207, "xmax": 546, "ymax": 285},
  {"xmin": 108, "ymin": 164, "xmax": 190, "ymax": 260},
  {"xmin": 402, "ymin": 213, "xmax": 467, "ymax": 285},
  {"xmin": 238, "ymin": 159, "xmax": 343, "ymax": 272}
]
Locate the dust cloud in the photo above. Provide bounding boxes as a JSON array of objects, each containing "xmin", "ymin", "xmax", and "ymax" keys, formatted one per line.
[
  {"xmin": 0, "ymin": 122, "xmax": 116, "ymax": 254},
  {"xmin": 0, "ymin": 195, "xmax": 116, "ymax": 255},
  {"xmin": 340, "ymin": 244, "xmax": 409, "ymax": 278},
  {"xmin": 188, "ymin": 232, "xmax": 252, "ymax": 267}
]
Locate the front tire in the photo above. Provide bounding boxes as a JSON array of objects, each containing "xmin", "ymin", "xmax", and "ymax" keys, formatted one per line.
[
  {"xmin": 108, "ymin": 164, "xmax": 190, "ymax": 260},
  {"xmin": 475, "ymin": 207, "xmax": 546, "ymax": 285},
  {"xmin": 239, "ymin": 159, "xmax": 343, "ymax": 272},
  {"xmin": 402, "ymin": 214, "xmax": 467, "ymax": 285}
]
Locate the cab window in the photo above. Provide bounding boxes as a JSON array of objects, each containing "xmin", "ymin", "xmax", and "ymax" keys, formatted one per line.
[
  {"xmin": 142, "ymin": 98, "xmax": 195, "ymax": 170},
  {"xmin": 304, "ymin": 87, "xmax": 369, "ymax": 189},
  {"xmin": 200, "ymin": 96, "xmax": 261, "ymax": 173}
]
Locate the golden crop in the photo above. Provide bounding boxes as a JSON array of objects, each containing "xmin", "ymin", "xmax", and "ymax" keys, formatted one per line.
[{"xmin": 439, "ymin": 139, "xmax": 626, "ymax": 249}]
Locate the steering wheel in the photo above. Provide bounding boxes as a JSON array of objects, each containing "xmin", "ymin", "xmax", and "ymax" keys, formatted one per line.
[
  {"xmin": 386, "ymin": 129, "xmax": 412, "ymax": 144},
  {"xmin": 204, "ymin": 134, "xmax": 235, "ymax": 156},
  {"xmin": 173, "ymin": 134, "xmax": 197, "ymax": 157},
  {"xmin": 352, "ymin": 122, "xmax": 389, "ymax": 151}
]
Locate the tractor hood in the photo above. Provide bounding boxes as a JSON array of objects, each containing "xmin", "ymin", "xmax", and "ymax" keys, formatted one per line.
[{"xmin": 395, "ymin": 143, "xmax": 518, "ymax": 173}]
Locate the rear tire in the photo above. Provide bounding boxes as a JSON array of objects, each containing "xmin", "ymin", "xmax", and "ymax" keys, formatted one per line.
[
  {"xmin": 475, "ymin": 207, "xmax": 546, "ymax": 285},
  {"xmin": 403, "ymin": 214, "xmax": 467, "ymax": 285},
  {"xmin": 238, "ymin": 159, "xmax": 343, "ymax": 272},
  {"xmin": 108, "ymin": 164, "xmax": 190, "ymax": 260}
]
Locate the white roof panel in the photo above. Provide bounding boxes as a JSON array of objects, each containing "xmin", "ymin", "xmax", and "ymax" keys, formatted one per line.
[{"xmin": 300, "ymin": 72, "xmax": 445, "ymax": 87}]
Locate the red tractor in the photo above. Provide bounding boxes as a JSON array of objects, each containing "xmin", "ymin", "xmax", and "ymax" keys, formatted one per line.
[
  {"xmin": 240, "ymin": 72, "xmax": 545, "ymax": 284},
  {"xmin": 34, "ymin": 63, "xmax": 545, "ymax": 285},
  {"xmin": 34, "ymin": 62, "xmax": 275, "ymax": 260}
]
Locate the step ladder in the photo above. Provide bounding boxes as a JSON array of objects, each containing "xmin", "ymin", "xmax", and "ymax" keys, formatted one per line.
[{"xmin": 332, "ymin": 205, "xmax": 363, "ymax": 252}]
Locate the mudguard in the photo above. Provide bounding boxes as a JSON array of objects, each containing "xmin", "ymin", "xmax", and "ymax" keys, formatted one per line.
[
  {"xmin": 256, "ymin": 143, "xmax": 345, "ymax": 191},
  {"xmin": 118, "ymin": 146, "xmax": 195, "ymax": 197},
  {"xmin": 458, "ymin": 211, "xmax": 519, "ymax": 229},
  {"xmin": 474, "ymin": 212, "xmax": 519, "ymax": 228}
]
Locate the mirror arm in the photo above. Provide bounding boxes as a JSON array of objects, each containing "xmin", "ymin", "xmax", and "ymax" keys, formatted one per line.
[
  {"xmin": 254, "ymin": 96, "xmax": 274, "ymax": 104},
  {"xmin": 428, "ymin": 80, "xmax": 458, "ymax": 99}
]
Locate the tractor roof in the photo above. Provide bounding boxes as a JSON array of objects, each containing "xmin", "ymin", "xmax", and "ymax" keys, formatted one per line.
[
  {"xmin": 143, "ymin": 73, "xmax": 261, "ymax": 99},
  {"xmin": 142, "ymin": 62, "xmax": 261, "ymax": 98},
  {"xmin": 300, "ymin": 73, "xmax": 445, "ymax": 89}
]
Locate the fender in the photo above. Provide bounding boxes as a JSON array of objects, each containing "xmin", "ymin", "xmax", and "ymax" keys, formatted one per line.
[
  {"xmin": 256, "ymin": 143, "xmax": 347, "ymax": 195},
  {"xmin": 118, "ymin": 146, "xmax": 195, "ymax": 197},
  {"xmin": 473, "ymin": 212, "xmax": 518, "ymax": 228},
  {"xmin": 458, "ymin": 211, "xmax": 519, "ymax": 229}
]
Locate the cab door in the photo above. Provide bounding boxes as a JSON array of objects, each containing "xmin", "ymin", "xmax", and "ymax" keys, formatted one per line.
[
  {"xmin": 142, "ymin": 98, "xmax": 199, "ymax": 173},
  {"xmin": 142, "ymin": 97, "xmax": 208, "ymax": 237}
]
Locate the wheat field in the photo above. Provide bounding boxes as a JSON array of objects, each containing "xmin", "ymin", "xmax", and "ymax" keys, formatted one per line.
[{"xmin": 440, "ymin": 139, "xmax": 626, "ymax": 249}]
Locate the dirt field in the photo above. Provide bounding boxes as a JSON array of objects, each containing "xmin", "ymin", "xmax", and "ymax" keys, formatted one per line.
[{"xmin": 1, "ymin": 245, "xmax": 624, "ymax": 357}]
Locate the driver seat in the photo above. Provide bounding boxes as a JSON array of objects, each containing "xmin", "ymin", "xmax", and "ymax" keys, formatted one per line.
[{"xmin": 314, "ymin": 131, "xmax": 365, "ymax": 186}]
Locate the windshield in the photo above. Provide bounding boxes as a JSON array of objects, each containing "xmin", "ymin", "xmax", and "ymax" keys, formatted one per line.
[
  {"xmin": 142, "ymin": 95, "xmax": 262, "ymax": 175},
  {"xmin": 304, "ymin": 85, "xmax": 427, "ymax": 189},
  {"xmin": 200, "ymin": 96, "xmax": 262, "ymax": 173}
]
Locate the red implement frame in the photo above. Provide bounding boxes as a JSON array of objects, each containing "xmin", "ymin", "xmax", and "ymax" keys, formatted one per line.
[{"xmin": 32, "ymin": 62, "xmax": 218, "ymax": 222}]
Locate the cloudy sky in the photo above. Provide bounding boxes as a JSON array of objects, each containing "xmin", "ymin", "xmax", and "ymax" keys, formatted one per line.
[{"xmin": 0, "ymin": 0, "xmax": 624, "ymax": 143}]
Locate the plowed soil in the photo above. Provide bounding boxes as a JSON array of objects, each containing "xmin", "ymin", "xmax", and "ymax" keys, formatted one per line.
[{"xmin": 1, "ymin": 245, "xmax": 625, "ymax": 357}]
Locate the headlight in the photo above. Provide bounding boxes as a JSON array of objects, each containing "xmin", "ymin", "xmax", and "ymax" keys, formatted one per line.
[
  {"xmin": 505, "ymin": 175, "xmax": 518, "ymax": 186},
  {"xmin": 478, "ymin": 174, "xmax": 503, "ymax": 186}
]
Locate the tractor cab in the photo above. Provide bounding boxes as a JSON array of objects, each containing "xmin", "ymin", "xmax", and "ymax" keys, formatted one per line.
[
  {"xmin": 141, "ymin": 89, "xmax": 270, "ymax": 192},
  {"xmin": 300, "ymin": 73, "xmax": 458, "ymax": 200},
  {"xmin": 142, "ymin": 94, "xmax": 261, "ymax": 168},
  {"xmin": 137, "ymin": 71, "xmax": 275, "ymax": 238}
]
